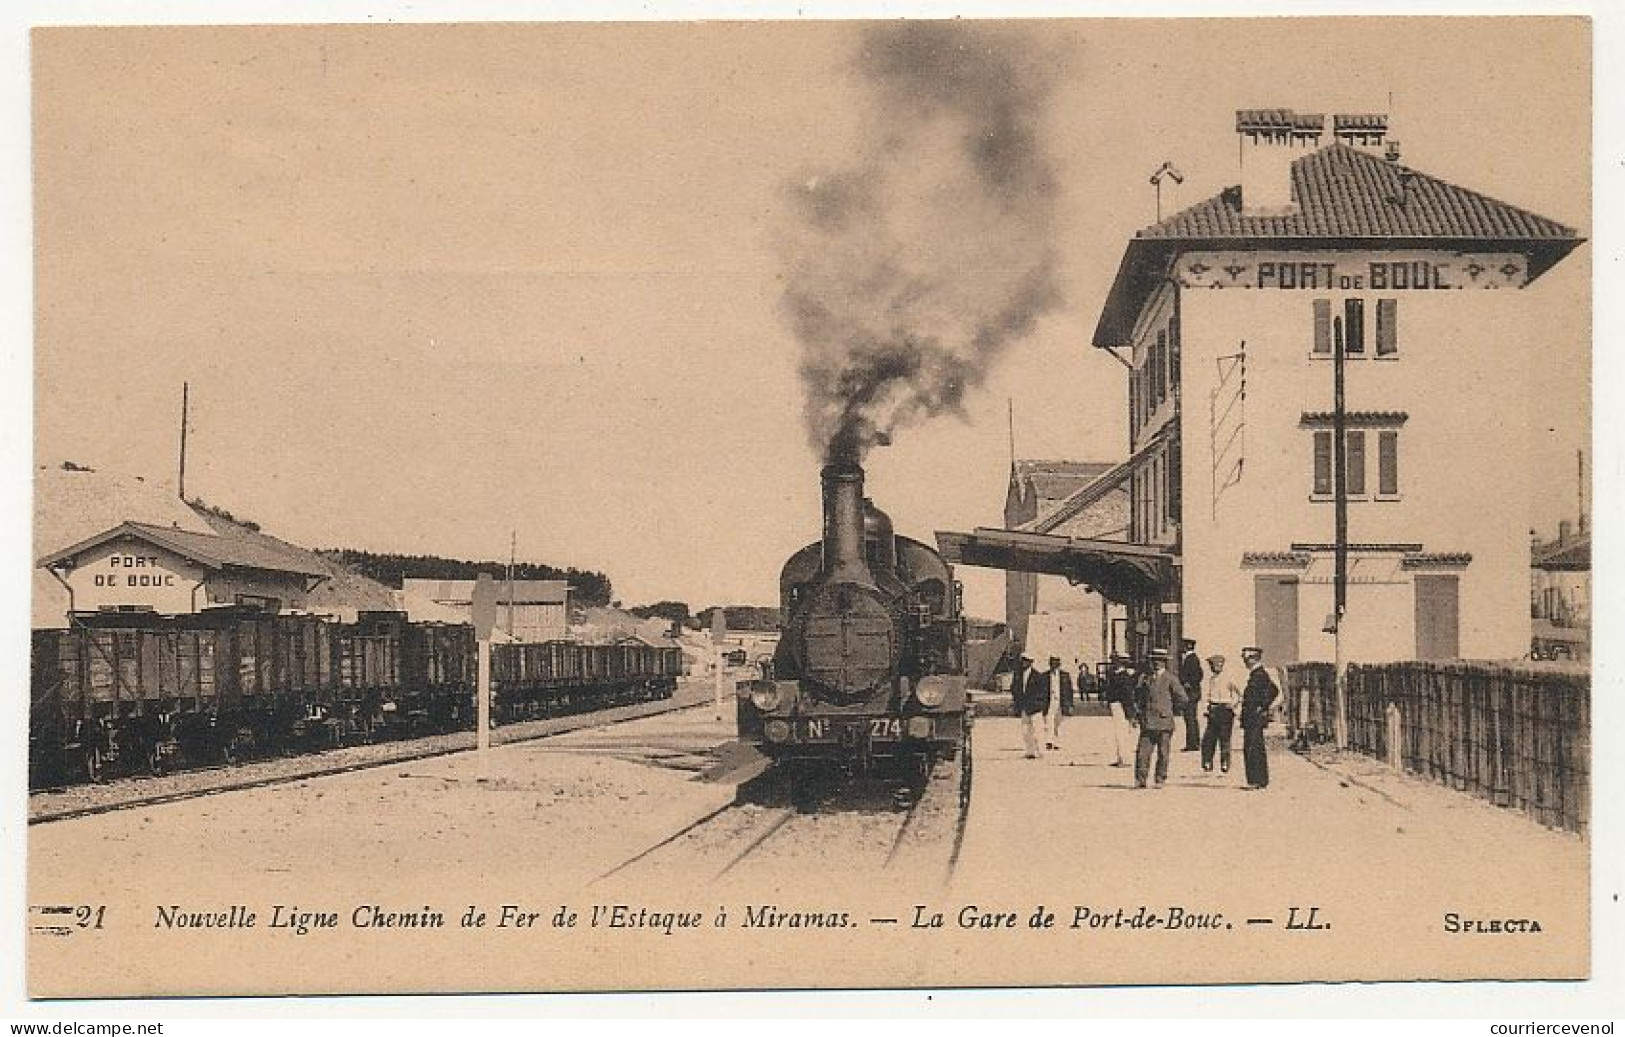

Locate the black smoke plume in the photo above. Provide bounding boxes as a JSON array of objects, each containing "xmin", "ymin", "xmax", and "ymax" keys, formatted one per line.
[{"xmin": 779, "ymin": 22, "xmax": 1068, "ymax": 464}]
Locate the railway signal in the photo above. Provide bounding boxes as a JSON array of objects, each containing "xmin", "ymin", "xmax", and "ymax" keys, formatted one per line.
[{"xmin": 472, "ymin": 573, "xmax": 499, "ymax": 780}]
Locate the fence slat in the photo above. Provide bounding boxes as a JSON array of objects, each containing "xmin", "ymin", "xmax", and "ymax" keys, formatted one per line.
[{"xmin": 1286, "ymin": 661, "xmax": 1588, "ymax": 835}]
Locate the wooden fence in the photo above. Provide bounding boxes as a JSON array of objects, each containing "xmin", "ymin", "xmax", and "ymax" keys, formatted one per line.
[{"xmin": 1283, "ymin": 662, "xmax": 1589, "ymax": 835}]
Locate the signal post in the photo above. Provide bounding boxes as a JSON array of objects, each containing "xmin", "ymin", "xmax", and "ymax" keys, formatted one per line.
[{"xmin": 472, "ymin": 573, "xmax": 499, "ymax": 782}]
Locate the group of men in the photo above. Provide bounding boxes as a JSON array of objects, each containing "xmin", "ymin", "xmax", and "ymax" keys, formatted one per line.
[{"xmin": 1007, "ymin": 639, "xmax": 1281, "ymax": 791}]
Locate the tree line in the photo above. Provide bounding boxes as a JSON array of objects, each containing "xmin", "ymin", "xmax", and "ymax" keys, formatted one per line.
[{"xmin": 322, "ymin": 549, "xmax": 614, "ymax": 607}]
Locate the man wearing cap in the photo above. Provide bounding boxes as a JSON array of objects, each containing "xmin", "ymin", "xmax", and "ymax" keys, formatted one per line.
[
  {"xmin": 1134, "ymin": 648, "xmax": 1188, "ymax": 788},
  {"xmin": 1239, "ymin": 646, "xmax": 1281, "ymax": 789},
  {"xmin": 1034, "ymin": 655, "xmax": 1073, "ymax": 751},
  {"xmin": 1016, "ymin": 655, "xmax": 1050, "ymax": 758},
  {"xmin": 1179, "ymin": 639, "xmax": 1204, "ymax": 752},
  {"xmin": 1200, "ymin": 654, "xmax": 1241, "ymax": 774}
]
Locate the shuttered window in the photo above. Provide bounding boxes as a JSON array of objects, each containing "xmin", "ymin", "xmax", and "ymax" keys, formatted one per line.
[
  {"xmin": 1168, "ymin": 317, "xmax": 1181, "ymax": 395},
  {"xmin": 1347, "ymin": 430, "xmax": 1367, "ymax": 496},
  {"xmin": 1344, "ymin": 298, "xmax": 1365, "ymax": 354},
  {"xmin": 1313, "ymin": 430, "xmax": 1333, "ymax": 496},
  {"xmin": 1313, "ymin": 299, "xmax": 1331, "ymax": 354},
  {"xmin": 1167, "ymin": 437, "xmax": 1182, "ymax": 523},
  {"xmin": 1378, "ymin": 430, "xmax": 1400, "ymax": 495},
  {"xmin": 1154, "ymin": 330, "xmax": 1167, "ymax": 408},
  {"xmin": 1376, "ymin": 298, "xmax": 1398, "ymax": 356}
]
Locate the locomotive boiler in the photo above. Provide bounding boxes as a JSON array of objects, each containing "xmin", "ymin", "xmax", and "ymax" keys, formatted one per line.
[{"xmin": 737, "ymin": 460, "xmax": 969, "ymax": 786}]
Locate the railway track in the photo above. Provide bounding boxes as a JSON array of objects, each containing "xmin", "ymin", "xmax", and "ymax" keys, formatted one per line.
[
  {"xmin": 593, "ymin": 743, "xmax": 971, "ymax": 891},
  {"xmin": 28, "ymin": 685, "xmax": 714, "ymax": 826}
]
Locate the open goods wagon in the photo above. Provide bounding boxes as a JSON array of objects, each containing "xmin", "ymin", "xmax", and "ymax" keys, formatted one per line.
[{"xmin": 29, "ymin": 609, "xmax": 681, "ymax": 788}]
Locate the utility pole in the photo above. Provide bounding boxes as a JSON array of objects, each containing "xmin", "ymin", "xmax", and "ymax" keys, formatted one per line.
[
  {"xmin": 1007, "ymin": 397, "xmax": 1016, "ymax": 470},
  {"xmin": 1332, "ymin": 314, "xmax": 1350, "ymax": 749},
  {"xmin": 178, "ymin": 382, "xmax": 189, "ymax": 501},
  {"xmin": 506, "ymin": 530, "xmax": 517, "ymax": 639},
  {"xmin": 1578, "ymin": 448, "xmax": 1587, "ymax": 534}
]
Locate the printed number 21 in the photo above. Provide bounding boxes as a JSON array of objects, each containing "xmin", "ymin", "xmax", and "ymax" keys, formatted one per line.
[{"xmin": 75, "ymin": 905, "xmax": 106, "ymax": 930}]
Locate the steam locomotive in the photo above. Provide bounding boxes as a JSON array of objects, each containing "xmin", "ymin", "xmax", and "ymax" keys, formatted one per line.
[{"xmin": 736, "ymin": 460, "xmax": 969, "ymax": 788}]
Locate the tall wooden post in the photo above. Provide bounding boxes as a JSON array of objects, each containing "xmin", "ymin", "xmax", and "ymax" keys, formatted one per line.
[
  {"xmin": 178, "ymin": 382, "xmax": 189, "ymax": 500},
  {"xmin": 472, "ymin": 573, "xmax": 499, "ymax": 781},
  {"xmin": 1333, "ymin": 314, "xmax": 1350, "ymax": 749}
]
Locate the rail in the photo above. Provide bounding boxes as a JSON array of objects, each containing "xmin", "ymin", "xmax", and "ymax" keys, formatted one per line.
[{"xmin": 1284, "ymin": 661, "xmax": 1589, "ymax": 835}]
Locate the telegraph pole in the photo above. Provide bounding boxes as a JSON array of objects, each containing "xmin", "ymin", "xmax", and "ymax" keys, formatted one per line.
[
  {"xmin": 178, "ymin": 382, "xmax": 189, "ymax": 501},
  {"xmin": 1332, "ymin": 315, "xmax": 1350, "ymax": 749},
  {"xmin": 506, "ymin": 530, "xmax": 517, "ymax": 639}
]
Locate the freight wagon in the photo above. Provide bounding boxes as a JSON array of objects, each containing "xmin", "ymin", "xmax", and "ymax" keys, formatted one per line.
[{"xmin": 29, "ymin": 609, "xmax": 681, "ymax": 788}]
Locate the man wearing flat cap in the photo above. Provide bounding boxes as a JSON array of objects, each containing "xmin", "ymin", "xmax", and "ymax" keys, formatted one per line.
[{"xmin": 1133, "ymin": 648, "xmax": 1188, "ymax": 788}]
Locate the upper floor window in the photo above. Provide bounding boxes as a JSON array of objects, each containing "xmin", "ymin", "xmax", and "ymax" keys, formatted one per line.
[
  {"xmin": 1309, "ymin": 421, "xmax": 1404, "ymax": 500},
  {"xmin": 1312, "ymin": 297, "xmax": 1399, "ymax": 357}
]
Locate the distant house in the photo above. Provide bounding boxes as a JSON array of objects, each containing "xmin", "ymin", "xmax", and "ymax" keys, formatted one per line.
[
  {"xmin": 574, "ymin": 605, "xmax": 675, "ymax": 646},
  {"xmin": 402, "ymin": 578, "xmax": 569, "ymax": 641},
  {"xmin": 1531, "ymin": 520, "xmax": 1589, "ymax": 660}
]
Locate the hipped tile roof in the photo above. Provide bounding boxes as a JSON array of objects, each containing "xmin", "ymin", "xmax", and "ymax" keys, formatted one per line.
[
  {"xmin": 1141, "ymin": 144, "xmax": 1576, "ymax": 242},
  {"xmin": 1094, "ymin": 143, "xmax": 1584, "ymax": 347}
]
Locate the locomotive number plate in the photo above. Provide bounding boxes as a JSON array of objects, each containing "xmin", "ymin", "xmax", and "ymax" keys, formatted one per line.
[{"xmin": 794, "ymin": 718, "xmax": 902, "ymax": 741}]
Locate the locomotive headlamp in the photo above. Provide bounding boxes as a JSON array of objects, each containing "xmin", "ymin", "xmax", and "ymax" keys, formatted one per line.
[
  {"xmin": 915, "ymin": 676, "xmax": 948, "ymax": 708},
  {"xmin": 749, "ymin": 683, "xmax": 783, "ymax": 712}
]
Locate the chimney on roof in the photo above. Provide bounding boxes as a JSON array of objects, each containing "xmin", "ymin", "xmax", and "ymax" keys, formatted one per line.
[
  {"xmin": 1333, "ymin": 112, "xmax": 1389, "ymax": 152},
  {"xmin": 1236, "ymin": 108, "xmax": 1323, "ymax": 214}
]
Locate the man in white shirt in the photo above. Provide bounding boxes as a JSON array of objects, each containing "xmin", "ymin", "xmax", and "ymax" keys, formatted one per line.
[{"xmin": 1200, "ymin": 654, "xmax": 1242, "ymax": 774}]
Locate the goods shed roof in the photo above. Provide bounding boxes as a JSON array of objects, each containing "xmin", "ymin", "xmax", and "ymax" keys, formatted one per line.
[
  {"xmin": 403, "ymin": 578, "xmax": 569, "ymax": 605},
  {"xmin": 39, "ymin": 521, "xmax": 330, "ymax": 579}
]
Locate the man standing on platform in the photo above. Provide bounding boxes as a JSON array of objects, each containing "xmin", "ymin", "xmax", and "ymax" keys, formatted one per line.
[
  {"xmin": 1103, "ymin": 656, "xmax": 1138, "ymax": 768},
  {"xmin": 1036, "ymin": 655, "xmax": 1073, "ymax": 751},
  {"xmin": 1134, "ymin": 648, "xmax": 1187, "ymax": 788},
  {"xmin": 1179, "ymin": 638, "xmax": 1204, "ymax": 752},
  {"xmin": 1239, "ymin": 646, "xmax": 1281, "ymax": 789},
  {"xmin": 1200, "ymin": 654, "xmax": 1241, "ymax": 775},
  {"xmin": 1016, "ymin": 655, "xmax": 1049, "ymax": 759}
]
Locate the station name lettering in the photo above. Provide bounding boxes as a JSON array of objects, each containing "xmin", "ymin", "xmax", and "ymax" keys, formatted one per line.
[
  {"xmin": 1256, "ymin": 260, "xmax": 1450, "ymax": 291},
  {"xmin": 93, "ymin": 555, "xmax": 177, "ymax": 588}
]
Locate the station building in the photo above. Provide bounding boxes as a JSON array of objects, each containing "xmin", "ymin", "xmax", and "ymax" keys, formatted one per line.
[
  {"xmin": 1001, "ymin": 459, "xmax": 1128, "ymax": 666},
  {"xmin": 33, "ymin": 463, "xmax": 398, "ymax": 627},
  {"xmin": 1531, "ymin": 519, "xmax": 1589, "ymax": 661},
  {"xmin": 943, "ymin": 109, "xmax": 1584, "ymax": 665}
]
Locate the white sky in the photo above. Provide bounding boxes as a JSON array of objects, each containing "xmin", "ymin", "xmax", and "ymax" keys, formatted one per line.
[{"xmin": 29, "ymin": 17, "xmax": 1590, "ymax": 619}]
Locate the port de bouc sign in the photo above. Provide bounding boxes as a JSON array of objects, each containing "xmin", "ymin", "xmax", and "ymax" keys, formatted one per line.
[{"xmin": 1175, "ymin": 250, "xmax": 1529, "ymax": 291}]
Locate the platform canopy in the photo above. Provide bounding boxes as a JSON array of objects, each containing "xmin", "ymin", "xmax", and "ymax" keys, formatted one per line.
[{"xmin": 934, "ymin": 527, "xmax": 1176, "ymax": 604}]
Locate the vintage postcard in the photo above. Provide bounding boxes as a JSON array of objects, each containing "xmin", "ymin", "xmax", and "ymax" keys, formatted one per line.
[{"xmin": 22, "ymin": 13, "xmax": 1595, "ymax": 999}]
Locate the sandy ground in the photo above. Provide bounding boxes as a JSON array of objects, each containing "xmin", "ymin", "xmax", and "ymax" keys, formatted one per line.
[{"xmin": 28, "ymin": 708, "xmax": 1588, "ymax": 997}]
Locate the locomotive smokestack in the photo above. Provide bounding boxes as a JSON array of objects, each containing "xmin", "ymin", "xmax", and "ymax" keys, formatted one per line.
[{"xmin": 821, "ymin": 460, "xmax": 874, "ymax": 587}]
